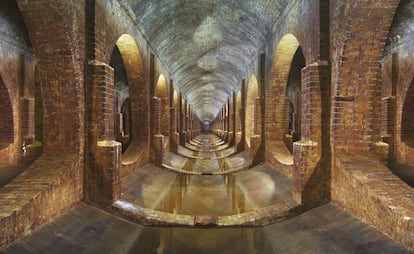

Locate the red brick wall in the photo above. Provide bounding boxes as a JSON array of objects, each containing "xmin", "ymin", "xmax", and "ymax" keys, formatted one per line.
[
  {"xmin": 0, "ymin": 1, "xmax": 35, "ymax": 165},
  {"xmin": 0, "ymin": 77, "xmax": 14, "ymax": 151}
]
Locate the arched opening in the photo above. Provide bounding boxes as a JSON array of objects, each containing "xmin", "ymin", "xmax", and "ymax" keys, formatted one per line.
[
  {"xmin": 401, "ymin": 79, "xmax": 414, "ymax": 148},
  {"xmin": 0, "ymin": 76, "xmax": 14, "ymax": 150},
  {"xmin": 236, "ymin": 90, "xmax": 242, "ymax": 133},
  {"xmin": 381, "ymin": 0, "xmax": 414, "ymax": 187},
  {"xmin": 245, "ymin": 75, "xmax": 258, "ymax": 147},
  {"xmin": 156, "ymin": 74, "xmax": 170, "ymax": 142},
  {"xmin": 112, "ymin": 34, "xmax": 148, "ymax": 165},
  {"xmin": 283, "ymin": 47, "xmax": 305, "ymax": 153},
  {"xmin": 266, "ymin": 34, "xmax": 301, "ymax": 168},
  {"xmin": 0, "ymin": 0, "xmax": 38, "ymax": 181},
  {"xmin": 110, "ymin": 45, "xmax": 131, "ymax": 152},
  {"xmin": 173, "ymin": 90, "xmax": 179, "ymax": 134}
]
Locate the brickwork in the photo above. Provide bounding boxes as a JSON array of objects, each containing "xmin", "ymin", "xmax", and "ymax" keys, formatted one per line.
[
  {"xmin": 331, "ymin": 0, "xmax": 399, "ymax": 153},
  {"xmin": 382, "ymin": 28, "xmax": 414, "ymax": 164},
  {"xmin": 0, "ymin": 78, "xmax": 14, "ymax": 150},
  {"xmin": 155, "ymin": 75, "xmax": 170, "ymax": 139},
  {"xmin": 265, "ymin": 35, "xmax": 300, "ymax": 170},
  {"xmin": 332, "ymin": 154, "xmax": 414, "ymax": 251},
  {"xmin": 246, "ymin": 75, "xmax": 259, "ymax": 148},
  {"xmin": 0, "ymin": 0, "xmax": 87, "ymax": 247},
  {"xmin": 0, "ymin": 2, "xmax": 37, "ymax": 165},
  {"xmin": 17, "ymin": 0, "xmax": 85, "ymax": 154},
  {"xmin": 0, "ymin": 0, "xmax": 413, "ymax": 251},
  {"xmin": 0, "ymin": 154, "xmax": 83, "ymax": 248},
  {"xmin": 329, "ymin": 1, "xmax": 414, "ymax": 251}
]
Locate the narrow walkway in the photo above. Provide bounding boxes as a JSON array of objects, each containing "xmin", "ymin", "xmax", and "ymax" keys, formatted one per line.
[{"xmin": 3, "ymin": 202, "xmax": 409, "ymax": 253}]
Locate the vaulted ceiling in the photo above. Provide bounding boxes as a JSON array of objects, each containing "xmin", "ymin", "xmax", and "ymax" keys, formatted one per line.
[{"xmin": 128, "ymin": 0, "xmax": 290, "ymax": 122}]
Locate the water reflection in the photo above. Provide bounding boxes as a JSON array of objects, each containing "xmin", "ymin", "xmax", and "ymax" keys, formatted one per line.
[
  {"xmin": 121, "ymin": 133, "xmax": 292, "ymax": 216},
  {"xmin": 157, "ymin": 174, "xmax": 249, "ymax": 215}
]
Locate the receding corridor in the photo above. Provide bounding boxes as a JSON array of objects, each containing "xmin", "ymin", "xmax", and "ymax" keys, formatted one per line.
[{"xmin": 1, "ymin": 0, "xmax": 414, "ymax": 253}]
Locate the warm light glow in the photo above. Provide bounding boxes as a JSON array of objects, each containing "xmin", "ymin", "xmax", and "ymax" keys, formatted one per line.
[
  {"xmin": 245, "ymin": 74, "xmax": 258, "ymax": 147},
  {"xmin": 156, "ymin": 74, "xmax": 168, "ymax": 97}
]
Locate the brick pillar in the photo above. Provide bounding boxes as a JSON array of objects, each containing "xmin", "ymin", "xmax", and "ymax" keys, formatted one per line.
[
  {"xmin": 251, "ymin": 97, "xmax": 263, "ymax": 164},
  {"xmin": 170, "ymin": 107, "xmax": 178, "ymax": 153},
  {"xmin": 292, "ymin": 140, "xmax": 318, "ymax": 204},
  {"xmin": 228, "ymin": 112, "xmax": 234, "ymax": 146},
  {"xmin": 254, "ymin": 97, "xmax": 261, "ymax": 135},
  {"xmin": 381, "ymin": 96, "xmax": 395, "ymax": 163},
  {"xmin": 292, "ymin": 61, "xmax": 330, "ymax": 207},
  {"xmin": 153, "ymin": 134, "xmax": 164, "ymax": 166},
  {"xmin": 151, "ymin": 96, "xmax": 164, "ymax": 165},
  {"xmin": 237, "ymin": 107, "xmax": 245, "ymax": 152},
  {"xmin": 92, "ymin": 140, "xmax": 121, "ymax": 206},
  {"xmin": 86, "ymin": 62, "xmax": 121, "ymax": 207},
  {"xmin": 151, "ymin": 97, "xmax": 161, "ymax": 135}
]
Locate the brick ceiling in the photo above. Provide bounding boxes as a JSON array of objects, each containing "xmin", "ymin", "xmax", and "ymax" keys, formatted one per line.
[{"xmin": 128, "ymin": 0, "xmax": 290, "ymax": 122}]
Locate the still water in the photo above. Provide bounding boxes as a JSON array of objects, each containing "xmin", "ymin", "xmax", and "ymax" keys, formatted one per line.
[{"xmin": 121, "ymin": 134, "xmax": 292, "ymax": 216}]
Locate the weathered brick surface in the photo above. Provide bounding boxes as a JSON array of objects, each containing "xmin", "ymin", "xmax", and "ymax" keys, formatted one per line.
[
  {"xmin": 333, "ymin": 154, "xmax": 414, "ymax": 251},
  {"xmin": 0, "ymin": 1, "xmax": 36, "ymax": 165},
  {"xmin": 0, "ymin": 0, "xmax": 86, "ymax": 248},
  {"xmin": 0, "ymin": 154, "xmax": 83, "ymax": 248},
  {"xmin": 330, "ymin": 0, "xmax": 399, "ymax": 153},
  {"xmin": 246, "ymin": 75, "xmax": 259, "ymax": 148},
  {"xmin": 17, "ymin": 0, "xmax": 86, "ymax": 154},
  {"xmin": 1, "ymin": 0, "xmax": 413, "ymax": 252},
  {"xmin": 381, "ymin": 5, "xmax": 414, "ymax": 166}
]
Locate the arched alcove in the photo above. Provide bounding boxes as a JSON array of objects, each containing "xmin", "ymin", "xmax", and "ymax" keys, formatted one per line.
[
  {"xmin": 266, "ymin": 34, "xmax": 301, "ymax": 167},
  {"xmin": 156, "ymin": 74, "xmax": 170, "ymax": 139},
  {"xmin": 284, "ymin": 47, "xmax": 305, "ymax": 153},
  {"xmin": 245, "ymin": 75, "xmax": 258, "ymax": 147},
  {"xmin": 112, "ymin": 34, "xmax": 148, "ymax": 164},
  {"xmin": 173, "ymin": 90, "xmax": 179, "ymax": 133},
  {"xmin": 0, "ymin": 76, "xmax": 14, "ymax": 150},
  {"xmin": 110, "ymin": 45, "xmax": 131, "ymax": 152},
  {"xmin": 401, "ymin": 78, "xmax": 414, "ymax": 148}
]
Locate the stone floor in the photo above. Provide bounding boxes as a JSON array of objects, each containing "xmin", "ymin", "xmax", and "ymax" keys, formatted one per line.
[{"xmin": 3, "ymin": 202, "xmax": 409, "ymax": 254}]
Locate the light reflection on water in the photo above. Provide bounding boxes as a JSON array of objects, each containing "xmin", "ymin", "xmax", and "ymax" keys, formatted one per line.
[
  {"xmin": 155, "ymin": 174, "xmax": 251, "ymax": 215},
  {"xmin": 122, "ymin": 133, "xmax": 290, "ymax": 216}
]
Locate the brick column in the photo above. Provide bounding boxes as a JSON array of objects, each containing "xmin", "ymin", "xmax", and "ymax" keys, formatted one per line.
[
  {"xmin": 170, "ymin": 107, "xmax": 179, "ymax": 153},
  {"xmin": 237, "ymin": 107, "xmax": 245, "ymax": 152},
  {"xmin": 151, "ymin": 96, "xmax": 164, "ymax": 165},
  {"xmin": 93, "ymin": 140, "xmax": 121, "ymax": 206},
  {"xmin": 381, "ymin": 96, "xmax": 395, "ymax": 163},
  {"xmin": 86, "ymin": 62, "xmax": 121, "ymax": 206},
  {"xmin": 292, "ymin": 61, "xmax": 330, "ymax": 207},
  {"xmin": 251, "ymin": 97, "xmax": 263, "ymax": 164}
]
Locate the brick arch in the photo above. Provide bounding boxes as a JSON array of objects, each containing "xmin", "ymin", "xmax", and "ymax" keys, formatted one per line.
[
  {"xmin": 401, "ymin": 78, "xmax": 414, "ymax": 148},
  {"xmin": 173, "ymin": 90, "xmax": 179, "ymax": 133},
  {"xmin": 245, "ymin": 74, "xmax": 258, "ymax": 147},
  {"xmin": 156, "ymin": 74, "xmax": 170, "ymax": 138},
  {"xmin": 265, "ymin": 34, "xmax": 301, "ymax": 167},
  {"xmin": 0, "ymin": 75, "xmax": 14, "ymax": 149},
  {"xmin": 332, "ymin": 1, "xmax": 400, "ymax": 153},
  {"xmin": 113, "ymin": 34, "xmax": 149, "ymax": 161},
  {"xmin": 17, "ymin": 0, "xmax": 84, "ymax": 154}
]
